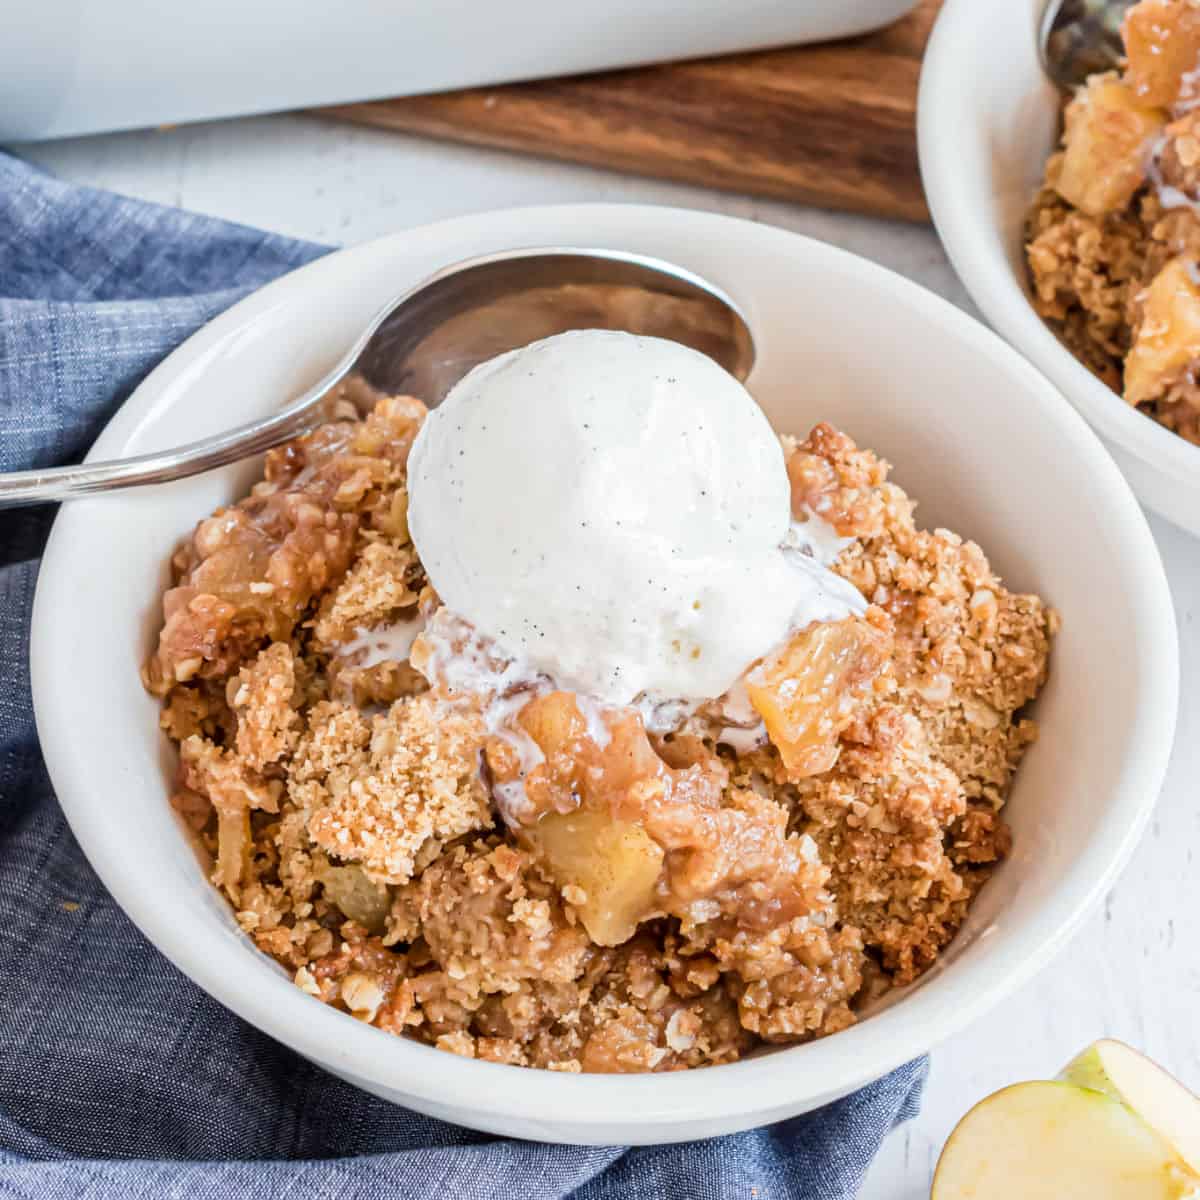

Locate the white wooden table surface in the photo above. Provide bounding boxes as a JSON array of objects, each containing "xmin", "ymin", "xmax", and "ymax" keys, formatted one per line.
[{"xmin": 12, "ymin": 114, "xmax": 1199, "ymax": 1200}]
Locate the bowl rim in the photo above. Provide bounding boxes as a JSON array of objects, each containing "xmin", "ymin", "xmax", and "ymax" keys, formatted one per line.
[
  {"xmin": 917, "ymin": 0, "xmax": 1200, "ymax": 494},
  {"xmin": 31, "ymin": 202, "xmax": 1180, "ymax": 1135}
]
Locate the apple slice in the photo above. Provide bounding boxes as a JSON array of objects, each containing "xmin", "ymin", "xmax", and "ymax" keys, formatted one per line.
[
  {"xmin": 932, "ymin": 1081, "xmax": 1200, "ymax": 1199},
  {"xmin": 1062, "ymin": 1041, "xmax": 1200, "ymax": 1177}
]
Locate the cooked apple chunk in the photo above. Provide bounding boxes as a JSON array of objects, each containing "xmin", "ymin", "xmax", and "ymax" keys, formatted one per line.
[
  {"xmin": 1122, "ymin": 0, "xmax": 1200, "ymax": 108},
  {"xmin": 745, "ymin": 616, "xmax": 890, "ymax": 778},
  {"xmin": 1056, "ymin": 74, "xmax": 1166, "ymax": 216},
  {"xmin": 490, "ymin": 691, "xmax": 668, "ymax": 946},
  {"xmin": 524, "ymin": 809, "xmax": 664, "ymax": 947},
  {"xmin": 320, "ymin": 863, "xmax": 391, "ymax": 933},
  {"xmin": 1125, "ymin": 257, "xmax": 1200, "ymax": 406},
  {"xmin": 517, "ymin": 689, "xmax": 589, "ymax": 757}
]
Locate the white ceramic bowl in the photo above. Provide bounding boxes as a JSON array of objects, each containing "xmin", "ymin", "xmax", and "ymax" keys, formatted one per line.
[
  {"xmin": 32, "ymin": 205, "xmax": 1178, "ymax": 1145},
  {"xmin": 919, "ymin": 0, "xmax": 1200, "ymax": 537}
]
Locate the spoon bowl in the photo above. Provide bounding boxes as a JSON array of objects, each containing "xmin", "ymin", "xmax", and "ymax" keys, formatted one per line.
[
  {"xmin": 0, "ymin": 247, "xmax": 754, "ymax": 507},
  {"xmin": 1040, "ymin": 0, "xmax": 1135, "ymax": 91}
]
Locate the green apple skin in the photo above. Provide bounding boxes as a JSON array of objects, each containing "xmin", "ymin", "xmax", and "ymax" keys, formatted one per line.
[
  {"xmin": 1061, "ymin": 1041, "xmax": 1200, "ymax": 1176},
  {"xmin": 1065, "ymin": 1043, "xmax": 1125, "ymax": 1095}
]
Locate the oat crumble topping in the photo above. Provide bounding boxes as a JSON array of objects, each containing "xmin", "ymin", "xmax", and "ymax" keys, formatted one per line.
[{"xmin": 144, "ymin": 391, "xmax": 1054, "ymax": 1073}]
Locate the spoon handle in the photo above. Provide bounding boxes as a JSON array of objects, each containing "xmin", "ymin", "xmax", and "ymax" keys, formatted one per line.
[{"xmin": 0, "ymin": 400, "xmax": 325, "ymax": 508}]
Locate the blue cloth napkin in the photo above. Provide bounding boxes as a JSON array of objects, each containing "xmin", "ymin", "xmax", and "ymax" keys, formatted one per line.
[{"xmin": 0, "ymin": 150, "xmax": 926, "ymax": 1199}]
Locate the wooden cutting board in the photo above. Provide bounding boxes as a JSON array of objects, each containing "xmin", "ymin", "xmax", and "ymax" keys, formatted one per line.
[{"xmin": 319, "ymin": 0, "xmax": 942, "ymax": 223}]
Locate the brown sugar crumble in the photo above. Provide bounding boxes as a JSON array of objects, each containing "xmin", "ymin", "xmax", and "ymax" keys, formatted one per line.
[
  {"xmin": 1025, "ymin": 0, "xmax": 1200, "ymax": 446},
  {"xmin": 144, "ymin": 392, "xmax": 1054, "ymax": 1073}
]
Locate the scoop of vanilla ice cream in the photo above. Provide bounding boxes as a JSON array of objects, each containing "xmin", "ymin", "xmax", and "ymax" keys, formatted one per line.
[{"xmin": 407, "ymin": 330, "xmax": 861, "ymax": 708}]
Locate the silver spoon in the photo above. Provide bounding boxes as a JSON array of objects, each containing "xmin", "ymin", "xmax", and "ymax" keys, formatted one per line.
[
  {"xmin": 1041, "ymin": 0, "xmax": 1136, "ymax": 91},
  {"xmin": 0, "ymin": 247, "xmax": 755, "ymax": 508}
]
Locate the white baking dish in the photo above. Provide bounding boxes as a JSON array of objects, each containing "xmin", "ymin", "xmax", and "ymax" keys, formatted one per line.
[{"xmin": 1, "ymin": 0, "xmax": 919, "ymax": 142}]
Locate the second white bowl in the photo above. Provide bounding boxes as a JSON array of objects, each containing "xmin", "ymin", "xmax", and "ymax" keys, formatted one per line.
[{"xmin": 919, "ymin": 0, "xmax": 1200, "ymax": 537}]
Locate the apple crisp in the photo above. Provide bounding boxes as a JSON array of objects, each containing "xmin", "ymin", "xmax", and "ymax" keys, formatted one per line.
[
  {"xmin": 144, "ymin": 392, "xmax": 1055, "ymax": 1073},
  {"xmin": 1025, "ymin": 0, "xmax": 1200, "ymax": 445}
]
